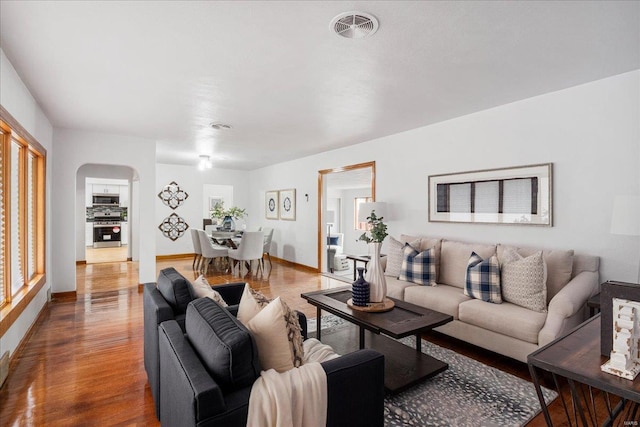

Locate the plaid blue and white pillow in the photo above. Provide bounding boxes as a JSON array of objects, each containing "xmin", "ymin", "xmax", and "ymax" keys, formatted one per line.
[
  {"xmin": 399, "ymin": 244, "xmax": 437, "ymax": 286},
  {"xmin": 464, "ymin": 252, "xmax": 502, "ymax": 303}
]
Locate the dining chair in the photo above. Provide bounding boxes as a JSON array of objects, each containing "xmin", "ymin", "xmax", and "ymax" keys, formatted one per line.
[
  {"xmin": 260, "ymin": 227, "xmax": 274, "ymax": 270},
  {"xmin": 190, "ymin": 229, "xmax": 203, "ymax": 271},
  {"xmin": 197, "ymin": 229, "xmax": 229, "ymax": 275},
  {"xmin": 204, "ymin": 224, "xmax": 217, "ymax": 235},
  {"xmin": 227, "ymin": 231, "xmax": 264, "ymax": 276}
]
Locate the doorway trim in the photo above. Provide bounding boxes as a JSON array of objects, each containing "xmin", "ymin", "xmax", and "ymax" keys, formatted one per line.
[{"xmin": 317, "ymin": 161, "xmax": 376, "ymax": 271}]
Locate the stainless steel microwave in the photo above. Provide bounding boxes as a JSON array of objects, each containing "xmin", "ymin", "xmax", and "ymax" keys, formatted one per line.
[{"xmin": 92, "ymin": 194, "xmax": 120, "ymax": 206}]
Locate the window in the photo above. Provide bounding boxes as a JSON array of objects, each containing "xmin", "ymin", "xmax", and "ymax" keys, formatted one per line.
[
  {"xmin": 354, "ymin": 197, "xmax": 372, "ymax": 230},
  {"xmin": 0, "ymin": 111, "xmax": 46, "ymax": 311}
]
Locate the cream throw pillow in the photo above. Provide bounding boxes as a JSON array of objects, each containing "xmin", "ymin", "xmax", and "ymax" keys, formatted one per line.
[
  {"xmin": 238, "ymin": 285, "xmax": 304, "ymax": 369},
  {"xmin": 191, "ymin": 275, "xmax": 228, "ymax": 307},
  {"xmin": 246, "ymin": 297, "xmax": 304, "ymax": 372},
  {"xmin": 237, "ymin": 284, "xmax": 270, "ymax": 324},
  {"xmin": 500, "ymin": 248, "xmax": 547, "ymax": 312}
]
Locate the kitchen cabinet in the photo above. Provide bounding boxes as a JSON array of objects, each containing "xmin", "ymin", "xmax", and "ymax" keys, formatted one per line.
[
  {"xmin": 93, "ymin": 184, "xmax": 120, "ymax": 194},
  {"xmin": 119, "ymin": 185, "xmax": 129, "ymax": 207}
]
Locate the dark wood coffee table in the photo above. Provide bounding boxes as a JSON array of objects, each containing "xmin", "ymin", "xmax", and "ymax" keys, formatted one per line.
[{"xmin": 301, "ymin": 286, "xmax": 453, "ymax": 393}]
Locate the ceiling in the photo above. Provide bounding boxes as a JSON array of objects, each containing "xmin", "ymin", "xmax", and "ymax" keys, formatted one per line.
[{"xmin": 1, "ymin": 1, "xmax": 638, "ymax": 171}]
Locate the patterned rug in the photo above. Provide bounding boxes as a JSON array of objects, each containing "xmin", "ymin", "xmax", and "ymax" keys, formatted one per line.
[{"xmin": 306, "ymin": 316, "xmax": 557, "ymax": 427}]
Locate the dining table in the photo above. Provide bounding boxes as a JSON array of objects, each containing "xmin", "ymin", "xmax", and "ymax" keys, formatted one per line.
[{"xmin": 209, "ymin": 230, "xmax": 242, "ymax": 249}]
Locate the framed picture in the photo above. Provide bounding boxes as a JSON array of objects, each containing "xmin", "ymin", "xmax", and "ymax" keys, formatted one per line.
[
  {"xmin": 209, "ymin": 197, "xmax": 223, "ymax": 210},
  {"xmin": 279, "ymin": 189, "xmax": 296, "ymax": 221},
  {"xmin": 265, "ymin": 191, "xmax": 279, "ymax": 219},
  {"xmin": 428, "ymin": 163, "xmax": 552, "ymax": 226}
]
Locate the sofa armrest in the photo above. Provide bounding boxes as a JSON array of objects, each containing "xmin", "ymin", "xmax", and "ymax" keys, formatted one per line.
[
  {"xmin": 322, "ymin": 349, "xmax": 385, "ymax": 427},
  {"xmin": 214, "ymin": 282, "xmax": 246, "ymax": 305},
  {"xmin": 538, "ymin": 271, "xmax": 599, "ymax": 346},
  {"xmin": 159, "ymin": 320, "xmax": 226, "ymax": 426}
]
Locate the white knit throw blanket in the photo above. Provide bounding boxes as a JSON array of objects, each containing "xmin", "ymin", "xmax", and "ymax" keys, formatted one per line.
[{"xmin": 247, "ymin": 339, "xmax": 339, "ymax": 427}]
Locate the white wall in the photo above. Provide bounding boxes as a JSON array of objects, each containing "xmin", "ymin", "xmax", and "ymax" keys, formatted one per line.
[
  {"xmin": 250, "ymin": 71, "xmax": 640, "ymax": 282},
  {"xmin": 0, "ymin": 49, "xmax": 53, "ymax": 359},
  {"xmin": 156, "ymin": 163, "xmax": 250, "ymax": 255},
  {"xmin": 52, "ymin": 129, "xmax": 156, "ymax": 290}
]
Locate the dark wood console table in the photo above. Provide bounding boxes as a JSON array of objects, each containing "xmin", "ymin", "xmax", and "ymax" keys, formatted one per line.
[{"xmin": 528, "ymin": 315, "xmax": 640, "ymax": 426}]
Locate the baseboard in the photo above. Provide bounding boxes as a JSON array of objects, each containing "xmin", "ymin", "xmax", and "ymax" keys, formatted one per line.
[
  {"xmin": 76, "ymin": 260, "xmax": 87, "ymax": 265},
  {"xmin": 271, "ymin": 256, "xmax": 320, "ymax": 273},
  {"xmin": 51, "ymin": 291, "xmax": 77, "ymax": 302},
  {"xmin": 8, "ymin": 302, "xmax": 49, "ymax": 376},
  {"xmin": 127, "ymin": 257, "xmax": 133, "ymax": 262},
  {"xmin": 156, "ymin": 253, "xmax": 192, "ymax": 261}
]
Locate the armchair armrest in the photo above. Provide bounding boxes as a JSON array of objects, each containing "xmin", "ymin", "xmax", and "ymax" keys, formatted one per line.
[
  {"xmin": 322, "ymin": 349, "xmax": 385, "ymax": 427},
  {"xmin": 159, "ymin": 320, "xmax": 226, "ymax": 426},
  {"xmin": 143, "ymin": 282, "xmax": 175, "ymax": 419},
  {"xmin": 538, "ymin": 271, "xmax": 599, "ymax": 346},
  {"xmin": 213, "ymin": 282, "xmax": 246, "ymax": 305}
]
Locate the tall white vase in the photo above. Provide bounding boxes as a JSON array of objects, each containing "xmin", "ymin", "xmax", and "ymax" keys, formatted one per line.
[{"xmin": 365, "ymin": 242, "xmax": 387, "ymax": 302}]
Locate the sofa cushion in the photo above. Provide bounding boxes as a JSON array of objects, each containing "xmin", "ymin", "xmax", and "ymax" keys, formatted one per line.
[
  {"xmin": 190, "ymin": 275, "xmax": 228, "ymax": 307},
  {"xmin": 404, "ymin": 284, "xmax": 471, "ymax": 319},
  {"xmin": 157, "ymin": 267, "xmax": 194, "ymax": 315},
  {"xmin": 385, "ymin": 277, "xmax": 419, "ymax": 300},
  {"xmin": 246, "ymin": 297, "xmax": 304, "ymax": 372},
  {"xmin": 458, "ymin": 299, "xmax": 547, "ymax": 344},
  {"xmin": 185, "ymin": 298, "xmax": 260, "ymax": 392},
  {"xmin": 498, "ymin": 244, "xmax": 574, "ymax": 303},
  {"xmin": 440, "ymin": 241, "xmax": 496, "ymax": 288},
  {"xmin": 500, "ymin": 248, "xmax": 547, "ymax": 312},
  {"xmin": 385, "ymin": 236, "xmax": 421, "ymax": 278},
  {"xmin": 464, "ymin": 252, "xmax": 502, "ymax": 304},
  {"xmin": 399, "ymin": 245, "xmax": 437, "ymax": 286}
]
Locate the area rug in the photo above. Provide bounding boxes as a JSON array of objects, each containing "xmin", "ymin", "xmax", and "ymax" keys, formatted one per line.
[{"xmin": 306, "ymin": 316, "xmax": 557, "ymax": 427}]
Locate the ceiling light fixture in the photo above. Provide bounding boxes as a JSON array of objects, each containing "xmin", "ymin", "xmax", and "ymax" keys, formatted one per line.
[
  {"xmin": 198, "ymin": 154, "xmax": 212, "ymax": 170},
  {"xmin": 210, "ymin": 123, "xmax": 232, "ymax": 130},
  {"xmin": 330, "ymin": 11, "xmax": 379, "ymax": 39}
]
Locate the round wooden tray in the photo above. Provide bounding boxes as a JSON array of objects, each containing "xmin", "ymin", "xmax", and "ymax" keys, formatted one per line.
[{"xmin": 347, "ymin": 298, "xmax": 395, "ymax": 313}]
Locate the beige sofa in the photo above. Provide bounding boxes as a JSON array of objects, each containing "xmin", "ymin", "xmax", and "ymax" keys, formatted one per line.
[{"xmin": 384, "ymin": 235, "xmax": 600, "ymax": 362}]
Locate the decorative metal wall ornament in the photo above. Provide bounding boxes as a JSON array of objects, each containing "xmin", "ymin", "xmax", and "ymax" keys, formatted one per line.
[
  {"xmin": 159, "ymin": 213, "xmax": 189, "ymax": 241},
  {"xmin": 158, "ymin": 181, "xmax": 189, "ymax": 209}
]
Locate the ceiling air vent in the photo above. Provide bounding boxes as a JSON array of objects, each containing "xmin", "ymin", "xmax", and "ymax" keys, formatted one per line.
[{"xmin": 330, "ymin": 12, "xmax": 379, "ymax": 39}]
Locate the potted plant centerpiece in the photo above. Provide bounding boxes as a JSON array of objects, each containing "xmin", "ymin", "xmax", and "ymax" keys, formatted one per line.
[
  {"xmin": 210, "ymin": 201, "xmax": 247, "ymax": 231},
  {"xmin": 358, "ymin": 210, "xmax": 388, "ymax": 302}
]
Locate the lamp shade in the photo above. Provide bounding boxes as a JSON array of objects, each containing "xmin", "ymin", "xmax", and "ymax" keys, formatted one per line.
[
  {"xmin": 611, "ymin": 195, "xmax": 640, "ymax": 236},
  {"xmin": 358, "ymin": 202, "xmax": 387, "ymax": 223}
]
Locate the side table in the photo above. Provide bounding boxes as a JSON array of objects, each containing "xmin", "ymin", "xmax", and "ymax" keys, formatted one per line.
[
  {"xmin": 587, "ymin": 292, "xmax": 601, "ymax": 317},
  {"xmin": 528, "ymin": 315, "xmax": 640, "ymax": 426}
]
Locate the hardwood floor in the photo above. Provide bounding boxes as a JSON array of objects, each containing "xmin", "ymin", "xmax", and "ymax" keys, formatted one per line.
[{"xmin": 0, "ymin": 257, "xmax": 616, "ymax": 426}]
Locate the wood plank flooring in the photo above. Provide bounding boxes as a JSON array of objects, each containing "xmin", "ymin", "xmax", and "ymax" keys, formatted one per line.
[{"xmin": 0, "ymin": 257, "xmax": 617, "ymax": 426}]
